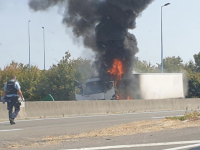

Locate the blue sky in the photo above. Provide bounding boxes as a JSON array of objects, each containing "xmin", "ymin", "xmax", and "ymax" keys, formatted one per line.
[{"xmin": 0, "ymin": 0, "xmax": 200, "ymax": 69}]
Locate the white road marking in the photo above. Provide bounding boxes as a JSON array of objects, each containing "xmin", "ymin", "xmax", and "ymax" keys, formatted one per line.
[
  {"xmin": 163, "ymin": 143, "xmax": 200, "ymax": 150},
  {"xmin": 61, "ymin": 140, "xmax": 200, "ymax": 150},
  {"xmin": 0, "ymin": 129, "xmax": 22, "ymax": 132},
  {"xmin": 152, "ymin": 115, "xmax": 184, "ymax": 119}
]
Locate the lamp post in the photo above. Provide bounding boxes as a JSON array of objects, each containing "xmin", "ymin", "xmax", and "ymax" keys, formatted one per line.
[
  {"xmin": 42, "ymin": 27, "xmax": 46, "ymax": 70},
  {"xmin": 161, "ymin": 3, "xmax": 170, "ymax": 73},
  {"xmin": 28, "ymin": 20, "xmax": 31, "ymax": 68}
]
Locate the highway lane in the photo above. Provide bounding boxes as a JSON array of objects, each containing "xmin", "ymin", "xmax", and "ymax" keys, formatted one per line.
[
  {"xmin": 0, "ymin": 110, "xmax": 199, "ymax": 149},
  {"xmin": 0, "ymin": 110, "xmax": 187, "ymax": 140}
]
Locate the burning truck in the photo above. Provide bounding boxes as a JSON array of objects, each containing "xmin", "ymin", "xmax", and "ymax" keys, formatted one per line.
[
  {"xmin": 75, "ymin": 73, "xmax": 186, "ymax": 100},
  {"xmin": 75, "ymin": 58, "xmax": 186, "ymax": 100}
]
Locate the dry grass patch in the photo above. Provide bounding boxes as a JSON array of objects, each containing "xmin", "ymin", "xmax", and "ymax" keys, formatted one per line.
[
  {"xmin": 43, "ymin": 119, "xmax": 200, "ymax": 142},
  {"xmin": 166, "ymin": 111, "xmax": 200, "ymax": 121}
]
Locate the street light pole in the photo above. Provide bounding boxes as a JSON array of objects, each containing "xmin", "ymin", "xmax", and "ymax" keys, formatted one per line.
[
  {"xmin": 28, "ymin": 20, "xmax": 31, "ymax": 68},
  {"xmin": 42, "ymin": 27, "xmax": 46, "ymax": 70},
  {"xmin": 161, "ymin": 3, "xmax": 170, "ymax": 73}
]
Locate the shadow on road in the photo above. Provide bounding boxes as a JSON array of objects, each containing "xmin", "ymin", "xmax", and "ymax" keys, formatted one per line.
[{"xmin": 189, "ymin": 146, "xmax": 200, "ymax": 150}]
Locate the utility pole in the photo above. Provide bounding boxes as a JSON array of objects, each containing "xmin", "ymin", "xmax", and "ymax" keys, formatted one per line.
[{"xmin": 42, "ymin": 27, "xmax": 46, "ymax": 70}]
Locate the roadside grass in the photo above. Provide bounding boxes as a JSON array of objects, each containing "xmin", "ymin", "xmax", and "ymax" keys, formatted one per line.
[{"xmin": 166, "ymin": 110, "xmax": 200, "ymax": 121}]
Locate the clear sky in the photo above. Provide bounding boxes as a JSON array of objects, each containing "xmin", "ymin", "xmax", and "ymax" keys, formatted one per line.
[{"xmin": 0, "ymin": 0, "xmax": 199, "ymax": 69}]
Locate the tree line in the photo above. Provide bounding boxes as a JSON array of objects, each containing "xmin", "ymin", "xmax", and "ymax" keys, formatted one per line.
[
  {"xmin": 1, "ymin": 51, "xmax": 200, "ymax": 100},
  {"xmin": 0, "ymin": 52, "xmax": 93, "ymax": 101}
]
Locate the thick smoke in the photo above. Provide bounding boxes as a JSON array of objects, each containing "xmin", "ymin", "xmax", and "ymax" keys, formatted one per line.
[{"xmin": 29, "ymin": 0, "xmax": 154, "ymax": 99}]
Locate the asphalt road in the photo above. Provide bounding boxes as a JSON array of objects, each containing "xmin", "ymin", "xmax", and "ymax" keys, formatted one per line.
[{"xmin": 0, "ymin": 110, "xmax": 200, "ymax": 150}]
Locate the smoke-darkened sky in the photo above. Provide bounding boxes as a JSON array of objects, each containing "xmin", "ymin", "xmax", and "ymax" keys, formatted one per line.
[
  {"xmin": 0, "ymin": 0, "xmax": 200, "ymax": 70},
  {"xmin": 28, "ymin": 0, "xmax": 154, "ymax": 90}
]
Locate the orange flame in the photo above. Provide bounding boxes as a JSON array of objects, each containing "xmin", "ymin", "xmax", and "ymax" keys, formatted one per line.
[
  {"xmin": 107, "ymin": 59, "xmax": 124, "ymax": 86},
  {"xmin": 116, "ymin": 94, "xmax": 123, "ymax": 100},
  {"xmin": 116, "ymin": 94, "xmax": 131, "ymax": 100}
]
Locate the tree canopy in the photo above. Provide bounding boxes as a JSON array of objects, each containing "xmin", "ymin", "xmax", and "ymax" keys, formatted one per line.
[
  {"xmin": 0, "ymin": 52, "xmax": 92, "ymax": 101},
  {"xmin": 1, "ymin": 51, "xmax": 200, "ymax": 100}
]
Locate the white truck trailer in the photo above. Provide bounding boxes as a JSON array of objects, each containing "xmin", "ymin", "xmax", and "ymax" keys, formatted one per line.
[{"xmin": 75, "ymin": 73, "xmax": 186, "ymax": 100}]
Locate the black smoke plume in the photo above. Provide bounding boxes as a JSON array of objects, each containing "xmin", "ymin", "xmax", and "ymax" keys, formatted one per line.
[{"xmin": 29, "ymin": 0, "xmax": 154, "ymax": 99}]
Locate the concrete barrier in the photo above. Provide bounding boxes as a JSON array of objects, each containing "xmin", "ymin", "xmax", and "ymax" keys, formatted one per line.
[{"xmin": 1, "ymin": 98, "xmax": 200, "ymax": 121}]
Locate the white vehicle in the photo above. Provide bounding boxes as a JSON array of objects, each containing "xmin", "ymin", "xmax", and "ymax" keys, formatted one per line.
[
  {"xmin": 75, "ymin": 73, "xmax": 186, "ymax": 100},
  {"xmin": 131, "ymin": 73, "xmax": 186, "ymax": 99},
  {"xmin": 75, "ymin": 77, "xmax": 115, "ymax": 100}
]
